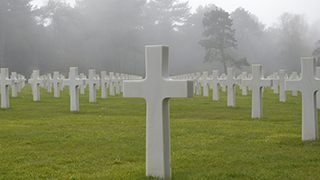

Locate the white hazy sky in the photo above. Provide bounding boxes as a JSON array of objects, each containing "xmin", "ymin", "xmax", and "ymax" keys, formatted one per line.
[
  {"xmin": 32, "ymin": 0, "xmax": 320, "ymax": 27},
  {"xmin": 184, "ymin": 0, "xmax": 320, "ymax": 27}
]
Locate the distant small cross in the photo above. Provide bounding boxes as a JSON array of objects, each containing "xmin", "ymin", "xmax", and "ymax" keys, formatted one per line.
[
  {"xmin": 219, "ymin": 68, "xmax": 240, "ymax": 107},
  {"xmin": 208, "ymin": 70, "xmax": 220, "ymax": 101},
  {"xmin": 28, "ymin": 70, "xmax": 42, "ymax": 101},
  {"xmin": 87, "ymin": 69, "xmax": 100, "ymax": 103},
  {"xmin": 242, "ymin": 65, "xmax": 272, "ymax": 118},
  {"xmin": 63, "ymin": 67, "xmax": 85, "ymax": 111}
]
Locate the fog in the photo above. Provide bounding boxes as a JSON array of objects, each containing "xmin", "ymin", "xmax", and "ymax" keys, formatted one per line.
[{"xmin": 1, "ymin": 0, "xmax": 320, "ymax": 77}]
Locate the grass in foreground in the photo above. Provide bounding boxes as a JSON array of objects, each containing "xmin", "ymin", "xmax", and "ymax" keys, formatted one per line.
[{"xmin": 0, "ymin": 85, "xmax": 320, "ymax": 179}]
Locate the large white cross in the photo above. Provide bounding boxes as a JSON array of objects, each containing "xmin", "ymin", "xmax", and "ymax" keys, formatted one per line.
[
  {"xmin": 285, "ymin": 57, "xmax": 319, "ymax": 140},
  {"xmin": 28, "ymin": 70, "xmax": 42, "ymax": 101},
  {"xmin": 101, "ymin": 71, "xmax": 110, "ymax": 99},
  {"xmin": 87, "ymin": 69, "xmax": 100, "ymax": 103},
  {"xmin": 242, "ymin": 65, "xmax": 272, "ymax": 118},
  {"xmin": 208, "ymin": 70, "xmax": 220, "ymax": 101},
  {"xmin": 63, "ymin": 67, "xmax": 85, "ymax": 111},
  {"xmin": 219, "ymin": 68, "xmax": 240, "ymax": 107},
  {"xmin": 199, "ymin": 71, "xmax": 209, "ymax": 96},
  {"xmin": 123, "ymin": 45, "xmax": 193, "ymax": 179},
  {"xmin": 51, "ymin": 71, "xmax": 62, "ymax": 98},
  {"xmin": 279, "ymin": 69, "xmax": 286, "ymax": 102},
  {"xmin": 0, "ymin": 68, "xmax": 13, "ymax": 108}
]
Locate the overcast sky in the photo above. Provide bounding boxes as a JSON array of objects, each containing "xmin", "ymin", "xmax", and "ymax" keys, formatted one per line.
[
  {"xmin": 184, "ymin": 0, "xmax": 320, "ymax": 27},
  {"xmin": 32, "ymin": 0, "xmax": 320, "ymax": 27}
]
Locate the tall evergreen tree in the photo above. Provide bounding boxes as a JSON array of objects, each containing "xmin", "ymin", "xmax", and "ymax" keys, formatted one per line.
[{"xmin": 199, "ymin": 7, "xmax": 248, "ymax": 73}]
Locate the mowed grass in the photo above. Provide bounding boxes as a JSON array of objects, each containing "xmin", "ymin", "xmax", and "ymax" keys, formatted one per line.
[{"xmin": 1, "ymin": 85, "xmax": 320, "ymax": 179}]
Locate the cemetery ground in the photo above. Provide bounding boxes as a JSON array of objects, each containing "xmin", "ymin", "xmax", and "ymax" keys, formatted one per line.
[{"xmin": 1, "ymin": 85, "xmax": 320, "ymax": 180}]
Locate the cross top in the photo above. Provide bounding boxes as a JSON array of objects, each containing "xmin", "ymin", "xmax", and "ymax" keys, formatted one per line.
[{"xmin": 144, "ymin": 46, "xmax": 169, "ymax": 79}]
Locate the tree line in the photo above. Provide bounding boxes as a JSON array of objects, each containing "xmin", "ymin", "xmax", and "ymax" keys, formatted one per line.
[{"xmin": 1, "ymin": 0, "xmax": 320, "ymax": 76}]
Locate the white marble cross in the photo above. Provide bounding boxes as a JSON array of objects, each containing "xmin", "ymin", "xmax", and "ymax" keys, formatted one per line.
[
  {"xmin": 79, "ymin": 73, "xmax": 86, "ymax": 94},
  {"xmin": 46, "ymin": 73, "xmax": 53, "ymax": 93},
  {"xmin": 272, "ymin": 72, "xmax": 279, "ymax": 94},
  {"xmin": 10, "ymin": 72, "xmax": 18, "ymax": 97},
  {"xmin": 101, "ymin": 71, "xmax": 110, "ymax": 99},
  {"xmin": 242, "ymin": 65, "xmax": 272, "ymax": 118},
  {"xmin": 120, "ymin": 73, "xmax": 125, "ymax": 93},
  {"xmin": 0, "ymin": 68, "xmax": 13, "ymax": 108},
  {"xmin": 51, "ymin": 71, "xmax": 62, "ymax": 98},
  {"xmin": 28, "ymin": 70, "xmax": 42, "ymax": 101},
  {"xmin": 220, "ymin": 73, "xmax": 227, "ymax": 92},
  {"xmin": 208, "ymin": 70, "xmax": 220, "ymax": 101},
  {"xmin": 241, "ymin": 72, "xmax": 248, "ymax": 96},
  {"xmin": 317, "ymin": 67, "xmax": 320, "ymax": 110},
  {"xmin": 63, "ymin": 67, "xmax": 85, "ymax": 111},
  {"xmin": 289, "ymin": 72, "xmax": 299, "ymax": 96},
  {"xmin": 219, "ymin": 68, "xmax": 240, "ymax": 107},
  {"xmin": 194, "ymin": 72, "xmax": 201, "ymax": 95},
  {"xmin": 87, "ymin": 69, "xmax": 100, "ymax": 103},
  {"xmin": 115, "ymin": 73, "xmax": 121, "ymax": 94},
  {"xmin": 199, "ymin": 71, "xmax": 209, "ymax": 96},
  {"xmin": 285, "ymin": 57, "xmax": 319, "ymax": 140},
  {"xmin": 109, "ymin": 72, "xmax": 115, "ymax": 96},
  {"xmin": 123, "ymin": 45, "xmax": 193, "ymax": 179},
  {"xmin": 279, "ymin": 69, "xmax": 286, "ymax": 102}
]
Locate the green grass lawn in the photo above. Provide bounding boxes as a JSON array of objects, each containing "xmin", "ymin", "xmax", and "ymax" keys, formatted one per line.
[{"xmin": 1, "ymin": 85, "xmax": 320, "ymax": 179}]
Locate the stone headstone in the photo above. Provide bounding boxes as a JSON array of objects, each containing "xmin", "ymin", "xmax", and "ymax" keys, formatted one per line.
[
  {"xmin": 219, "ymin": 68, "xmax": 240, "ymax": 107},
  {"xmin": 63, "ymin": 67, "xmax": 85, "ymax": 111},
  {"xmin": 242, "ymin": 65, "xmax": 272, "ymax": 118},
  {"xmin": 123, "ymin": 45, "xmax": 193, "ymax": 179},
  {"xmin": 285, "ymin": 57, "xmax": 319, "ymax": 140}
]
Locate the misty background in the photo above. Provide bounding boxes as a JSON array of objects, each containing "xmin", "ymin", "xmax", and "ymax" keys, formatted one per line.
[{"xmin": 1, "ymin": 0, "xmax": 320, "ymax": 77}]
